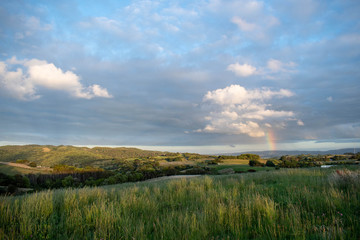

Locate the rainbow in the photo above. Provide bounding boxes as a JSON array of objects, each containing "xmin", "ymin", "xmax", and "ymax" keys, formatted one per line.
[{"xmin": 266, "ymin": 130, "xmax": 276, "ymax": 151}]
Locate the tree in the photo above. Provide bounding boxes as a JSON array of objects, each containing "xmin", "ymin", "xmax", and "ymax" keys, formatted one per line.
[
  {"xmin": 249, "ymin": 160, "xmax": 264, "ymax": 167},
  {"xmin": 62, "ymin": 176, "xmax": 74, "ymax": 187},
  {"xmin": 104, "ymin": 176, "xmax": 117, "ymax": 185},
  {"xmin": 238, "ymin": 154, "xmax": 260, "ymax": 161},
  {"xmin": 265, "ymin": 160, "xmax": 276, "ymax": 167},
  {"xmin": 14, "ymin": 174, "xmax": 30, "ymax": 188}
]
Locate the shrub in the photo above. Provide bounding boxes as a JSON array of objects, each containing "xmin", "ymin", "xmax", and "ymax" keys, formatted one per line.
[
  {"xmin": 265, "ymin": 160, "xmax": 276, "ymax": 167},
  {"xmin": 237, "ymin": 154, "xmax": 260, "ymax": 160},
  {"xmin": 114, "ymin": 173, "xmax": 128, "ymax": 183},
  {"xmin": 29, "ymin": 162, "xmax": 37, "ymax": 167},
  {"xmin": 7, "ymin": 184, "xmax": 18, "ymax": 193},
  {"xmin": 62, "ymin": 176, "xmax": 74, "ymax": 187},
  {"xmin": 278, "ymin": 159, "xmax": 299, "ymax": 168},
  {"xmin": 247, "ymin": 169, "xmax": 257, "ymax": 172},
  {"xmin": 104, "ymin": 176, "xmax": 117, "ymax": 185},
  {"xmin": 249, "ymin": 160, "xmax": 264, "ymax": 167},
  {"xmin": 16, "ymin": 159, "xmax": 29, "ymax": 164},
  {"xmin": 127, "ymin": 172, "xmax": 144, "ymax": 182},
  {"xmin": 14, "ymin": 175, "xmax": 31, "ymax": 188}
]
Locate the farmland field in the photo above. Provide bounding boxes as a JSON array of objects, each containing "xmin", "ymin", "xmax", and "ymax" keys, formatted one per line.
[{"xmin": 1, "ymin": 166, "xmax": 359, "ymax": 239}]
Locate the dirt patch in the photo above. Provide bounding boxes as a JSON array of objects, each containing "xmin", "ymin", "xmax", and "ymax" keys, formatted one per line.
[{"xmin": 42, "ymin": 147, "xmax": 51, "ymax": 152}]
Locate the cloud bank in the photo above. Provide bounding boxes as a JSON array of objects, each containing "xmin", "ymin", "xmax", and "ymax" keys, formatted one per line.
[
  {"xmin": 197, "ymin": 84, "xmax": 299, "ymax": 137},
  {"xmin": 0, "ymin": 57, "xmax": 112, "ymax": 100}
]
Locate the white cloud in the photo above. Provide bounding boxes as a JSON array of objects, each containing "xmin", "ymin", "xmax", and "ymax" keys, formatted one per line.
[
  {"xmin": 89, "ymin": 84, "xmax": 112, "ymax": 98},
  {"xmin": 0, "ymin": 57, "xmax": 112, "ymax": 100},
  {"xmin": 203, "ymin": 84, "xmax": 293, "ymax": 105},
  {"xmin": 0, "ymin": 61, "xmax": 38, "ymax": 100},
  {"xmin": 326, "ymin": 96, "xmax": 333, "ymax": 102},
  {"xmin": 226, "ymin": 59, "xmax": 297, "ymax": 80},
  {"xmin": 231, "ymin": 17, "xmax": 256, "ymax": 31},
  {"xmin": 297, "ymin": 120, "xmax": 305, "ymax": 126},
  {"xmin": 267, "ymin": 59, "xmax": 296, "ymax": 73},
  {"xmin": 197, "ymin": 84, "xmax": 297, "ymax": 137},
  {"xmin": 227, "ymin": 62, "xmax": 257, "ymax": 77}
]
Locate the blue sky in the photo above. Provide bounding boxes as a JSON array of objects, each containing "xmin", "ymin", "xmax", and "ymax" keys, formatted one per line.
[{"xmin": 0, "ymin": 0, "xmax": 359, "ymax": 153}]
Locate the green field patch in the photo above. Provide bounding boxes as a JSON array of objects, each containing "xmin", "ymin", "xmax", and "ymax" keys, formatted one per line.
[
  {"xmin": 209, "ymin": 164, "xmax": 273, "ymax": 173},
  {"xmin": 218, "ymin": 159, "xmax": 250, "ymax": 165}
]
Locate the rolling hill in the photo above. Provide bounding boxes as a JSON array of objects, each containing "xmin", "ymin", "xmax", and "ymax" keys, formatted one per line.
[{"xmin": 0, "ymin": 145, "xmax": 171, "ymax": 167}]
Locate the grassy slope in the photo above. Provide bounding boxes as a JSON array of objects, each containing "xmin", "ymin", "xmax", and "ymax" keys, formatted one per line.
[
  {"xmin": 0, "ymin": 164, "xmax": 52, "ymax": 175},
  {"xmin": 0, "ymin": 145, "xmax": 167, "ymax": 167},
  {"xmin": 1, "ymin": 166, "xmax": 359, "ymax": 239}
]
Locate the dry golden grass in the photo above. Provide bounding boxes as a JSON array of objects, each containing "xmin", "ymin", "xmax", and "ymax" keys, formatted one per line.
[{"xmin": 42, "ymin": 147, "xmax": 51, "ymax": 152}]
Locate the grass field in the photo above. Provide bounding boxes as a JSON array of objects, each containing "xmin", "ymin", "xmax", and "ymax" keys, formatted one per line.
[
  {"xmin": 209, "ymin": 164, "xmax": 273, "ymax": 173},
  {"xmin": 1, "ymin": 166, "xmax": 359, "ymax": 239},
  {"xmin": 218, "ymin": 158, "xmax": 267, "ymax": 165}
]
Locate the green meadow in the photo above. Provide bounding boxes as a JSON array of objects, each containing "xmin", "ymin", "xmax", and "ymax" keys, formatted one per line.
[{"xmin": 1, "ymin": 167, "xmax": 359, "ymax": 239}]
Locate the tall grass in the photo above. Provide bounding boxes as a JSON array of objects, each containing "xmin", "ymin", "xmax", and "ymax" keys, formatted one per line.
[{"xmin": 1, "ymin": 167, "xmax": 359, "ymax": 239}]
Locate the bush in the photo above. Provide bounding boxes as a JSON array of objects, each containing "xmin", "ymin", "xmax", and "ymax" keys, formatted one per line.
[
  {"xmin": 104, "ymin": 176, "xmax": 117, "ymax": 185},
  {"xmin": 238, "ymin": 154, "xmax": 260, "ymax": 160},
  {"xmin": 278, "ymin": 159, "xmax": 299, "ymax": 168},
  {"xmin": 7, "ymin": 184, "xmax": 18, "ymax": 193},
  {"xmin": 29, "ymin": 162, "xmax": 37, "ymax": 167},
  {"xmin": 14, "ymin": 175, "xmax": 30, "ymax": 188},
  {"xmin": 62, "ymin": 176, "xmax": 74, "ymax": 187},
  {"xmin": 114, "ymin": 173, "xmax": 128, "ymax": 183},
  {"xmin": 249, "ymin": 160, "xmax": 264, "ymax": 167},
  {"xmin": 16, "ymin": 159, "xmax": 29, "ymax": 164},
  {"xmin": 265, "ymin": 160, "xmax": 276, "ymax": 167},
  {"xmin": 127, "ymin": 172, "xmax": 144, "ymax": 182}
]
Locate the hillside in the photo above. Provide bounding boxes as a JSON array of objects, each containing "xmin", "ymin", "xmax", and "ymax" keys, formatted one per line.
[{"xmin": 0, "ymin": 145, "xmax": 170, "ymax": 167}]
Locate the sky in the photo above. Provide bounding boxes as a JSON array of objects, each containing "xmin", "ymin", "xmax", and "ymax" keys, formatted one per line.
[{"xmin": 0, "ymin": 0, "xmax": 360, "ymax": 154}]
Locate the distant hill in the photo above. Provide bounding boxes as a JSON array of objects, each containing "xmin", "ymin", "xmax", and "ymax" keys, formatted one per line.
[
  {"xmin": 0, "ymin": 145, "xmax": 171, "ymax": 167},
  {"xmin": 223, "ymin": 148, "xmax": 358, "ymax": 158},
  {"xmin": 1, "ymin": 145, "xmax": 357, "ymax": 167}
]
